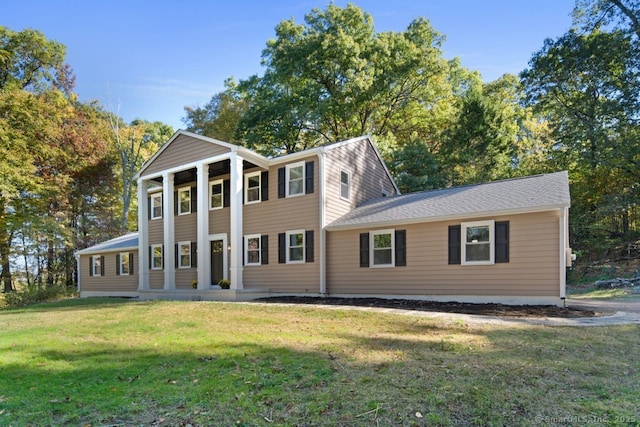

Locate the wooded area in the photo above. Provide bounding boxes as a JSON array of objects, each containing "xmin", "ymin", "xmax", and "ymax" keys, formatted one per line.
[{"xmin": 2, "ymin": 0, "xmax": 639, "ymax": 292}]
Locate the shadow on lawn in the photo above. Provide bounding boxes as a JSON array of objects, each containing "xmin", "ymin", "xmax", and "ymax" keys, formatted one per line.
[{"xmin": 0, "ymin": 296, "xmax": 138, "ymax": 314}]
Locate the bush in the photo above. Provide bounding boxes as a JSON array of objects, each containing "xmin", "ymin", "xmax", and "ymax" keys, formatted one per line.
[
  {"xmin": 3, "ymin": 284, "xmax": 69, "ymax": 308},
  {"xmin": 218, "ymin": 279, "xmax": 231, "ymax": 289}
]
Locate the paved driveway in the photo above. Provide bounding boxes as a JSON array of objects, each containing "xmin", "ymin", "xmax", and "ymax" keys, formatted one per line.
[{"xmin": 566, "ymin": 298, "xmax": 640, "ymax": 313}]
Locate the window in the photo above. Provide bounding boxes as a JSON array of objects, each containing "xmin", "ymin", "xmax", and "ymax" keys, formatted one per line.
[
  {"xmin": 118, "ymin": 252, "xmax": 132, "ymax": 275},
  {"xmin": 91, "ymin": 255, "xmax": 103, "ymax": 276},
  {"xmin": 151, "ymin": 245, "xmax": 163, "ymax": 270},
  {"xmin": 287, "ymin": 230, "xmax": 305, "ymax": 263},
  {"xmin": 244, "ymin": 234, "xmax": 261, "ymax": 266},
  {"xmin": 150, "ymin": 193, "xmax": 162, "ymax": 219},
  {"xmin": 371, "ymin": 230, "xmax": 394, "ymax": 267},
  {"xmin": 359, "ymin": 230, "xmax": 406, "ymax": 268},
  {"xmin": 245, "ymin": 171, "xmax": 261, "ymax": 204},
  {"xmin": 286, "ymin": 162, "xmax": 304, "ymax": 197},
  {"xmin": 178, "ymin": 241, "xmax": 192, "ymax": 268},
  {"xmin": 209, "ymin": 180, "xmax": 223, "ymax": 210},
  {"xmin": 340, "ymin": 168, "xmax": 351, "ymax": 201},
  {"xmin": 461, "ymin": 220, "xmax": 495, "ymax": 265},
  {"xmin": 178, "ymin": 187, "xmax": 191, "ymax": 215}
]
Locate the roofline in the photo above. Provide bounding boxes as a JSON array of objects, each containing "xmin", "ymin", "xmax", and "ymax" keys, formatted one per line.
[
  {"xmin": 76, "ymin": 245, "xmax": 139, "ymax": 256},
  {"xmin": 325, "ymin": 204, "xmax": 570, "ymax": 231},
  {"xmin": 75, "ymin": 233, "xmax": 140, "ymax": 256}
]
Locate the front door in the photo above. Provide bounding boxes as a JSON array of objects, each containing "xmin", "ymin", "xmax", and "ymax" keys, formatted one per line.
[{"xmin": 211, "ymin": 240, "xmax": 224, "ymax": 286}]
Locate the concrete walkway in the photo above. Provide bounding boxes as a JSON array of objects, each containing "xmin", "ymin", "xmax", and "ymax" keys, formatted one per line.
[{"xmin": 255, "ymin": 299, "xmax": 640, "ymax": 327}]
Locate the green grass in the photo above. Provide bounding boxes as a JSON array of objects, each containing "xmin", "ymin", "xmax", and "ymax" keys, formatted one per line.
[
  {"xmin": 1, "ymin": 298, "xmax": 639, "ymax": 426},
  {"xmin": 567, "ymin": 284, "xmax": 640, "ymax": 300}
]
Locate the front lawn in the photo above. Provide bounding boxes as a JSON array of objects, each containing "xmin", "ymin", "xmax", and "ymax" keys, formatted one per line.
[{"xmin": 1, "ymin": 298, "xmax": 638, "ymax": 426}]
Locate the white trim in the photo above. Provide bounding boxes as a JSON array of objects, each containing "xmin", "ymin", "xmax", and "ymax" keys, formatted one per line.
[
  {"xmin": 461, "ymin": 220, "xmax": 495, "ymax": 265},
  {"xmin": 150, "ymin": 192, "xmax": 163, "ymax": 220},
  {"xmin": 76, "ymin": 232, "xmax": 138, "ymax": 255},
  {"xmin": 244, "ymin": 171, "xmax": 262, "ymax": 204},
  {"xmin": 370, "ymin": 229, "xmax": 395, "ymax": 268},
  {"xmin": 286, "ymin": 229, "xmax": 306, "ymax": 264},
  {"xmin": 177, "ymin": 186, "xmax": 191, "ymax": 216},
  {"xmin": 197, "ymin": 163, "xmax": 210, "ymax": 290},
  {"xmin": 91, "ymin": 255, "xmax": 102, "ymax": 276},
  {"xmin": 286, "ymin": 161, "xmax": 305, "ymax": 198},
  {"xmin": 319, "ymin": 151, "xmax": 327, "ymax": 295},
  {"xmin": 559, "ymin": 207, "xmax": 568, "ymax": 299},
  {"xmin": 138, "ymin": 181, "xmax": 149, "ymax": 290},
  {"xmin": 163, "ymin": 172, "xmax": 175, "ymax": 289},
  {"xmin": 209, "ymin": 179, "xmax": 224, "ymax": 210},
  {"xmin": 339, "ymin": 167, "xmax": 351, "ymax": 202},
  {"xmin": 150, "ymin": 244, "xmax": 163, "ymax": 270},
  {"xmin": 118, "ymin": 252, "xmax": 131, "ymax": 276},
  {"xmin": 177, "ymin": 241, "xmax": 192, "ymax": 269},
  {"xmin": 244, "ymin": 234, "xmax": 262, "ymax": 266},
  {"xmin": 229, "ymin": 152, "xmax": 244, "ymax": 289}
]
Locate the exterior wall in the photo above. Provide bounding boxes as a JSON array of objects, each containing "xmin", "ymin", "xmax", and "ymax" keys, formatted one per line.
[
  {"xmin": 141, "ymin": 134, "xmax": 230, "ymax": 177},
  {"xmin": 79, "ymin": 252, "xmax": 138, "ymax": 294},
  {"xmin": 326, "ymin": 211, "xmax": 561, "ymax": 298},
  {"xmin": 324, "ymin": 139, "xmax": 398, "ymax": 224},
  {"xmin": 148, "ymin": 200, "xmax": 165, "ymax": 289},
  {"xmin": 243, "ymin": 158, "xmax": 321, "ymax": 292}
]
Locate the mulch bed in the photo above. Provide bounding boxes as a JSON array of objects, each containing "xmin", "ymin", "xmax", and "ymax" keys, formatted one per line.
[{"xmin": 255, "ymin": 296, "xmax": 605, "ymax": 318}]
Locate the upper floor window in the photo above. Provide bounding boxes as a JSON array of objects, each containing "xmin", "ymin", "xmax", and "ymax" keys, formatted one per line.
[
  {"xmin": 150, "ymin": 192, "xmax": 162, "ymax": 220},
  {"xmin": 178, "ymin": 187, "xmax": 191, "ymax": 215},
  {"xmin": 245, "ymin": 171, "xmax": 261, "ymax": 204},
  {"xmin": 461, "ymin": 220, "xmax": 495, "ymax": 265},
  {"xmin": 286, "ymin": 162, "xmax": 305, "ymax": 197},
  {"xmin": 340, "ymin": 168, "xmax": 351, "ymax": 201},
  {"xmin": 210, "ymin": 179, "xmax": 223, "ymax": 210}
]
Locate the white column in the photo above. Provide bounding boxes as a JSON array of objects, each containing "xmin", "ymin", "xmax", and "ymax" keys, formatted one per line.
[
  {"xmin": 229, "ymin": 152, "xmax": 243, "ymax": 290},
  {"xmin": 196, "ymin": 163, "xmax": 209, "ymax": 290},
  {"xmin": 138, "ymin": 179, "xmax": 149, "ymax": 290},
  {"xmin": 163, "ymin": 172, "xmax": 175, "ymax": 290},
  {"xmin": 318, "ymin": 151, "xmax": 327, "ymax": 295},
  {"xmin": 559, "ymin": 207, "xmax": 568, "ymax": 299}
]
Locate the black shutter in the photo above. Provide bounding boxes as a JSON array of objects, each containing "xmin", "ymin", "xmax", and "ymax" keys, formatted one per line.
[
  {"xmin": 223, "ymin": 179, "xmax": 230, "ymax": 207},
  {"xmin": 148, "ymin": 246, "xmax": 152, "ymax": 269},
  {"xmin": 89, "ymin": 256, "xmax": 93, "ymax": 277},
  {"xmin": 129, "ymin": 252, "xmax": 134, "ymax": 275},
  {"xmin": 175, "ymin": 244, "xmax": 179, "ymax": 268},
  {"xmin": 395, "ymin": 230, "xmax": 406, "ymax": 267},
  {"xmin": 278, "ymin": 167, "xmax": 285, "ymax": 198},
  {"xmin": 100, "ymin": 255, "xmax": 105, "ymax": 276},
  {"xmin": 174, "ymin": 191, "xmax": 178, "ymax": 216},
  {"xmin": 148, "ymin": 196, "xmax": 152, "ymax": 220},
  {"xmin": 191, "ymin": 186, "xmax": 197, "ymax": 213},
  {"xmin": 448, "ymin": 225, "xmax": 461, "ymax": 265},
  {"xmin": 278, "ymin": 232, "xmax": 286, "ymax": 263},
  {"xmin": 161, "ymin": 245, "xmax": 164, "ymax": 269},
  {"xmin": 305, "ymin": 230, "xmax": 314, "ymax": 263},
  {"xmin": 242, "ymin": 237, "xmax": 245, "ymax": 265},
  {"xmin": 305, "ymin": 161, "xmax": 314, "ymax": 194},
  {"xmin": 261, "ymin": 171, "xmax": 269, "ymax": 201},
  {"xmin": 359, "ymin": 233, "xmax": 370, "ymax": 267},
  {"xmin": 191, "ymin": 242, "xmax": 197, "ymax": 268},
  {"xmin": 116, "ymin": 254, "xmax": 121, "ymax": 276},
  {"xmin": 261, "ymin": 235, "xmax": 269, "ymax": 265},
  {"xmin": 495, "ymin": 221, "xmax": 509, "ymax": 263}
]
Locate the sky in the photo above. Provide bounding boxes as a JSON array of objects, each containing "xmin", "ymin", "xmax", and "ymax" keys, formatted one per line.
[{"xmin": 4, "ymin": 0, "xmax": 576, "ymax": 131}]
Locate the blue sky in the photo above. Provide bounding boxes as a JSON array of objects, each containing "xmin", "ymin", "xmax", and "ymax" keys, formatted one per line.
[{"xmin": 4, "ymin": 0, "xmax": 575, "ymax": 131}]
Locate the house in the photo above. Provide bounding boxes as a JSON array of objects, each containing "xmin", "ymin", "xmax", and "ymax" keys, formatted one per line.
[{"xmin": 77, "ymin": 130, "xmax": 572, "ymax": 306}]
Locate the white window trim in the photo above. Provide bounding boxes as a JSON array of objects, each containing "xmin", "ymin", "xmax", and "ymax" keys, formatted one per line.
[
  {"xmin": 92, "ymin": 255, "xmax": 102, "ymax": 276},
  {"xmin": 177, "ymin": 187, "xmax": 191, "ymax": 215},
  {"xmin": 340, "ymin": 168, "xmax": 351, "ymax": 202},
  {"xmin": 150, "ymin": 192, "xmax": 163, "ymax": 220},
  {"xmin": 151, "ymin": 244, "xmax": 163, "ymax": 270},
  {"xmin": 178, "ymin": 241, "xmax": 192, "ymax": 269},
  {"xmin": 119, "ymin": 252, "xmax": 130, "ymax": 275},
  {"xmin": 244, "ymin": 171, "xmax": 261, "ymax": 204},
  {"xmin": 286, "ymin": 229, "xmax": 305, "ymax": 264},
  {"xmin": 244, "ymin": 234, "xmax": 262, "ymax": 266},
  {"xmin": 286, "ymin": 161, "xmax": 305, "ymax": 198},
  {"xmin": 461, "ymin": 220, "xmax": 495, "ymax": 265},
  {"xmin": 209, "ymin": 179, "xmax": 224, "ymax": 210},
  {"xmin": 370, "ymin": 229, "xmax": 395, "ymax": 268}
]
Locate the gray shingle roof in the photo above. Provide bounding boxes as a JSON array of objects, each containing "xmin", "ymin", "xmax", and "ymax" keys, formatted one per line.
[
  {"xmin": 326, "ymin": 171, "xmax": 570, "ymax": 230},
  {"xmin": 76, "ymin": 233, "xmax": 139, "ymax": 255}
]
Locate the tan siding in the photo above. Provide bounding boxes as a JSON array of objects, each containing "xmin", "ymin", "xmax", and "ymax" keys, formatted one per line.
[
  {"xmin": 149, "ymin": 270, "xmax": 164, "ymax": 289},
  {"xmin": 176, "ymin": 268, "xmax": 197, "ymax": 289},
  {"xmin": 242, "ymin": 157, "xmax": 321, "ymax": 292},
  {"xmin": 209, "ymin": 173, "xmax": 231, "ymax": 236},
  {"xmin": 326, "ymin": 211, "xmax": 561, "ymax": 297},
  {"xmin": 324, "ymin": 139, "xmax": 398, "ymax": 224},
  {"xmin": 80, "ymin": 252, "xmax": 138, "ymax": 293},
  {"xmin": 148, "ymin": 216, "xmax": 164, "ymax": 244},
  {"xmin": 142, "ymin": 135, "xmax": 230, "ymax": 176}
]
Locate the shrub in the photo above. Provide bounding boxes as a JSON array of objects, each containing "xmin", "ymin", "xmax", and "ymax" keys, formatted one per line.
[
  {"xmin": 218, "ymin": 279, "xmax": 231, "ymax": 289},
  {"xmin": 3, "ymin": 284, "xmax": 69, "ymax": 308}
]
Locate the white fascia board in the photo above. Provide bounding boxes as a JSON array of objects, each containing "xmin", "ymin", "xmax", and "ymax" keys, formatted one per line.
[
  {"xmin": 324, "ymin": 205, "xmax": 568, "ymax": 232},
  {"xmin": 269, "ymin": 148, "xmax": 322, "ymax": 165}
]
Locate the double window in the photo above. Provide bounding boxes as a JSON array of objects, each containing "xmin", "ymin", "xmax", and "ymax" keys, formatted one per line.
[{"xmin": 359, "ymin": 229, "xmax": 406, "ymax": 268}]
